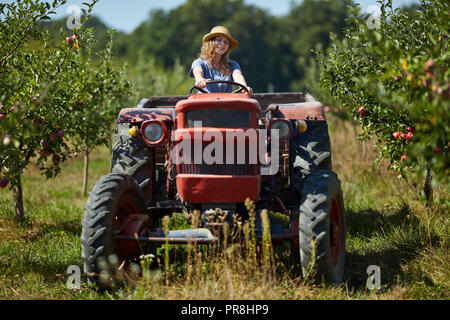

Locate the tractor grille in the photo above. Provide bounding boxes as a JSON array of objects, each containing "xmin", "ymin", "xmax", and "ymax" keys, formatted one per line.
[
  {"xmin": 185, "ymin": 109, "xmax": 251, "ymax": 128},
  {"xmin": 178, "ymin": 163, "xmax": 257, "ymax": 176},
  {"xmin": 175, "ymin": 129, "xmax": 260, "ymax": 176}
]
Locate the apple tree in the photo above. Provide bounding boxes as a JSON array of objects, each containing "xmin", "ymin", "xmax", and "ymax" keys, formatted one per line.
[
  {"xmin": 64, "ymin": 28, "xmax": 131, "ymax": 195},
  {"xmin": 0, "ymin": 0, "xmax": 130, "ymax": 220},
  {"xmin": 317, "ymin": 0, "xmax": 449, "ymax": 203}
]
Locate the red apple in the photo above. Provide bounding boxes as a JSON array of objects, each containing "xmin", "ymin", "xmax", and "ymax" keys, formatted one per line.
[
  {"xmin": 40, "ymin": 139, "xmax": 47, "ymax": 149},
  {"xmin": 324, "ymin": 106, "xmax": 331, "ymax": 112},
  {"xmin": 406, "ymin": 132, "xmax": 414, "ymax": 141},
  {"xmin": 49, "ymin": 132, "xmax": 58, "ymax": 140},
  {"xmin": 431, "ymin": 82, "xmax": 440, "ymax": 92},
  {"xmin": 33, "ymin": 118, "xmax": 41, "ymax": 126},
  {"xmin": 400, "ymin": 155, "xmax": 408, "ymax": 162},
  {"xmin": 434, "ymin": 147, "xmax": 443, "ymax": 154},
  {"xmin": 401, "ymin": 133, "xmax": 407, "ymax": 139},
  {"xmin": 358, "ymin": 105, "xmax": 366, "ymax": 117},
  {"xmin": 65, "ymin": 36, "xmax": 72, "ymax": 44},
  {"xmin": 424, "ymin": 70, "xmax": 436, "ymax": 78},
  {"xmin": 425, "ymin": 60, "xmax": 435, "ymax": 68},
  {"xmin": 57, "ymin": 129, "xmax": 65, "ymax": 137},
  {"xmin": 0, "ymin": 113, "xmax": 6, "ymax": 119},
  {"xmin": 39, "ymin": 148, "xmax": 50, "ymax": 157},
  {"xmin": 394, "ymin": 76, "xmax": 400, "ymax": 81},
  {"xmin": 0, "ymin": 177, "xmax": 9, "ymax": 189},
  {"xmin": 2, "ymin": 135, "xmax": 11, "ymax": 145},
  {"xmin": 408, "ymin": 127, "xmax": 416, "ymax": 133},
  {"xmin": 443, "ymin": 85, "xmax": 450, "ymax": 99},
  {"xmin": 52, "ymin": 155, "xmax": 60, "ymax": 165},
  {"xmin": 393, "ymin": 132, "xmax": 401, "ymax": 140}
]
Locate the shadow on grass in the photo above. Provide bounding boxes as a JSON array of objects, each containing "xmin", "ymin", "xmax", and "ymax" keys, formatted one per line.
[
  {"xmin": 342, "ymin": 202, "xmax": 443, "ymax": 291},
  {"xmin": 35, "ymin": 219, "xmax": 82, "ymax": 237},
  {"xmin": 0, "ymin": 217, "xmax": 83, "ymax": 284},
  {"xmin": 344, "ymin": 202, "xmax": 412, "ymax": 238}
]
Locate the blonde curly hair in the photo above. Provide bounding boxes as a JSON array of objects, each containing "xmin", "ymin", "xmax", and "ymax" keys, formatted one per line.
[{"xmin": 198, "ymin": 39, "xmax": 231, "ymax": 75}]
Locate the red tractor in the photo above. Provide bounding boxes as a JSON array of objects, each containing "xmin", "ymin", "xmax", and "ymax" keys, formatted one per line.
[{"xmin": 81, "ymin": 81, "xmax": 345, "ymax": 287}]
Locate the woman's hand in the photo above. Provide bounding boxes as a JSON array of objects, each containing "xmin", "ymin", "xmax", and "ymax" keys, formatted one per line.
[
  {"xmin": 195, "ymin": 77, "xmax": 211, "ymax": 88},
  {"xmin": 244, "ymin": 86, "xmax": 253, "ymax": 96}
]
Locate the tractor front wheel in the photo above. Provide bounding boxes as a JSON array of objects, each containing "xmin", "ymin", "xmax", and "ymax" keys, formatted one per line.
[{"xmin": 81, "ymin": 173, "xmax": 150, "ymax": 288}]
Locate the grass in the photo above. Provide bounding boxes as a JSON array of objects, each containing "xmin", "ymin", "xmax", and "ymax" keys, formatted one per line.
[{"xmin": 0, "ymin": 114, "xmax": 448, "ymax": 300}]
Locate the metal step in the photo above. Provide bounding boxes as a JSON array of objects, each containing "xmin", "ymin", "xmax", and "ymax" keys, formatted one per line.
[
  {"xmin": 115, "ymin": 228, "xmax": 217, "ymax": 244},
  {"xmin": 114, "ymin": 227, "xmax": 297, "ymax": 245}
]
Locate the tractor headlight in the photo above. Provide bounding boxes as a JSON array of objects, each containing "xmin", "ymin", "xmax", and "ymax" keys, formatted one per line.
[
  {"xmin": 145, "ymin": 123, "xmax": 163, "ymax": 141},
  {"xmin": 270, "ymin": 119, "xmax": 291, "ymax": 140},
  {"xmin": 141, "ymin": 120, "xmax": 167, "ymax": 145}
]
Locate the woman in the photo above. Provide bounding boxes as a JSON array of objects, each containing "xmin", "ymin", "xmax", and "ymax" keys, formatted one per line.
[{"xmin": 190, "ymin": 26, "xmax": 252, "ymax": 95}]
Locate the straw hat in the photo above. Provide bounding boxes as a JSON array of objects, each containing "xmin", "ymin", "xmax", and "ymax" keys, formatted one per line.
[{"xmin": 202, "ymin": 26, "xmax": 239, "ymax": 51}]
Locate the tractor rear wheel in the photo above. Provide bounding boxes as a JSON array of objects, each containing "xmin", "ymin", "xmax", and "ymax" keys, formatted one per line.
[
  {"xmin": 111, "ymin": 123, "xmax": 153, "ymax": 198},
  {"xmin": 81, "ymin": 173, "xmax": 150, "ymax": 288},
  {"xmin": 298, "ymin": 170, "xmax": 345, "ymax": 284}
]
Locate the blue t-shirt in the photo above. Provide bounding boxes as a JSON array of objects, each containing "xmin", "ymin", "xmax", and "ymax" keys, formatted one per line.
[{"xmin": 189, "ymin": 58, "xmax": 241, "ymax": 93}]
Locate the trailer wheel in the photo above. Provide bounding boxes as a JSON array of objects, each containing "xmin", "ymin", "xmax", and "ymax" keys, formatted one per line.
[
  {"xmin": 81, "ymin": 173, "xmax": 149, "ymax": 288},
  {"xmin": 298, "ymin": 170, "xmax": 345, "ymax": 284}
]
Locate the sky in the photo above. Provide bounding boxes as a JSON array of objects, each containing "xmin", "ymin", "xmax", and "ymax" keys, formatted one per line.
[{"xmin": 3, "ymin": 0, "xmax": 420, "ymax": 34}]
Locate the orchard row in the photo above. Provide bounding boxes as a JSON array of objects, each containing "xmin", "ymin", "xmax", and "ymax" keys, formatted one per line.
[
  {"xmin": 318, "ymin": 0, "xmax": 448, "ymax": 185},
  {"xmin": 0, "ymin": 0, "xmax": 130, "ymax": 219}
]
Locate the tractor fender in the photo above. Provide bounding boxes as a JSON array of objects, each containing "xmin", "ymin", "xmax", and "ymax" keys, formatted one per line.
[
  {"xmin": 268, "ymin": 101, "xmax": 325, "ymax": 121},
  {"xmin": 266, "ymin": 101, "xmax": 331, "ymax": 185},
  {"xmin": 274, "ymin": 102, "xmax": 333, "ymax": 192},
  {"xmin": 112, "ymin": 108, "xmax": 175, "ymax": 204},
  {"xmin": 117, "ymin": 107, "xmax": 175, "ymax": 124}
]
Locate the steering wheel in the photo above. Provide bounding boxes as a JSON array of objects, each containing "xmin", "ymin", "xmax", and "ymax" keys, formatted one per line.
[{"xmin": 189, "ymin": 80, "xmax": 248, "ymax": 94}]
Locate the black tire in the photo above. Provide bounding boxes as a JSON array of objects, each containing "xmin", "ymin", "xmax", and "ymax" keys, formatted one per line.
[
  {"xmin": 111, "ymin": 123, "xmax": 152, "ymax": 197},
  {"xmin": 81, "ymin": 173, "xmax": 147, "ymax": 288},
  {"xmin": 291, "ymin": 121, "xmax": 332, "ymax": 194},
  {"xmin": 298, "ymin": 170, "xmax": 345, "ymax": 284}
]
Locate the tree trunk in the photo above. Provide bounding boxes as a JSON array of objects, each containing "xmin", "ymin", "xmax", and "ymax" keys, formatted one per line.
[
  {"xmin": 83, "ymin": 146, "xmax": 89, "ymax": 196},
  {"xmin": 109, "ymin": 131, "xmax": 113, "ymax": 153},
  {"xmin": 424, "ymin": 164, "xmax": 433, "ymax": 207},
  {"xmin": 362, "ymin": 141, "xmax": 367, "ymax": 159},
  {"xmin": 13, "ymin": 174, "xmax": 24, "ymax": 221}
]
